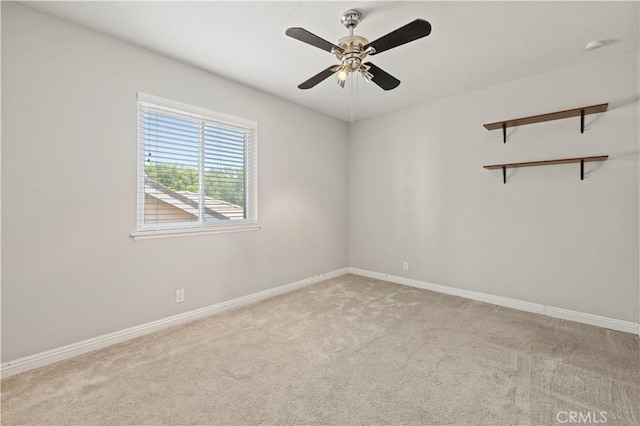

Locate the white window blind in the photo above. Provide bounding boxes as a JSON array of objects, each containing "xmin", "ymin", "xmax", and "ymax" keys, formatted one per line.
[{"xmin": 136, "ymin": 93, "xmax": 257, "ymax": 236}]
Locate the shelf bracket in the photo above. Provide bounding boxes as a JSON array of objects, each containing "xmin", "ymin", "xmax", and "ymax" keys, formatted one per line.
[
  {"xmin": 502, "ymin": 166, "xmax": 506, "ymax": 184},
  {"xmin": 580, "ymin": 109, "xmax": 585, "ymax": 134},
  {"xmin": 502, "ymin": 123, "xmax": 506, "ymax": 144},
  {"xmin": 580, "ymin": 159, "xmax": 584, "ymax": 181}
]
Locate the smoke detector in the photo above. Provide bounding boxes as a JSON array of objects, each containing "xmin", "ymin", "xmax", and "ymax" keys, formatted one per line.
[{"xmin": 584, "ymin": 40, "xmax": 604, "ymax": 51}]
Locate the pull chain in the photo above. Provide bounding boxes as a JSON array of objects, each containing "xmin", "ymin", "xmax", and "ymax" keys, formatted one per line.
[{"xmin": 350, "ymin": 72, "xmax": 354, "ymax": 123}]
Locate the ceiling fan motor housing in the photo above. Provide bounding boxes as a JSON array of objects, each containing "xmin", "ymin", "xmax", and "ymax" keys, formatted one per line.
[
  {"xmin": 338, "ymin": 35, "xmax": 369, "ymax": 49},
  {"xmin": 336, "ymin": 35, "xmax": 370, "ymax": 62}
]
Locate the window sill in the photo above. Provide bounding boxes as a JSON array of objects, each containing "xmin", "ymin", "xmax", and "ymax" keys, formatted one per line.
[{"xmin": 130, "ymin": 224, "xmax": 261, "ymax": 240}]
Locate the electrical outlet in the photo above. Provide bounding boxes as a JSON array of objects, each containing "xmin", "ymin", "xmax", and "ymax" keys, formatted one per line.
[
  {"xmin": 176, "ymin": 288, "xmax": 184, "ymax": 304},
  {"xmin": 402, "ymin": 261, "xmax": 409, "ymax": 271}
]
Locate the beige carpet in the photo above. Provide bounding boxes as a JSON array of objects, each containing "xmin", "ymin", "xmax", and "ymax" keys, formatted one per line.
[{"xmin": 2, "ymin": 274, "xmax": 639, "ymax": 425}]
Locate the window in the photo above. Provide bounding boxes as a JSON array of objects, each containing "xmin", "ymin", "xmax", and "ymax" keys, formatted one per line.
[{"xmin": 134, "ymin": 93, "xmax": 258, "ymax": 239}]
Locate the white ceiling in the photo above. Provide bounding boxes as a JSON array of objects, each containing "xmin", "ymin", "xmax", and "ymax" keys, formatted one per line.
[{"xmin": 26, "ymin": 1, "xmax": 639, "ymax": 122}]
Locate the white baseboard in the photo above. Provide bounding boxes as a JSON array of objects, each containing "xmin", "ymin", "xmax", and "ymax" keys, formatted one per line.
[
  {"xmin": 349, "ymin": 268, "xmax": 640, "ymax": 336},
  {"xmin": 1, "ymin": 268, "xmax": 349, "ymax": 379},
  {"xmin": 3, "ymin": 266, "xmax": 636, "ymax": 379}
]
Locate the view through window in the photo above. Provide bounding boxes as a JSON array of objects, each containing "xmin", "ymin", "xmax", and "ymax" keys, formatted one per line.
[{"xmin": 137, "ymin": 94, "xmax": 257, "ymax": 232}]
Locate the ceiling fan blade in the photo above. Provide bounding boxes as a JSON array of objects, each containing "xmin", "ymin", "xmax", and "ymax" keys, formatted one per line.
[
  {"xmin": 365, "ymin": 19, "xmax": 432, "ymax": 55},
  {"xmin": 286, "ymin": 27, "xmax": 344, "ymax": 54},
  {"xmin": 298, "ymin": 66, "xmax": 337, "ymax": 89},
  {"xmin": 364, "ymin": 62, "xmax": 401, "ymax": 90}
]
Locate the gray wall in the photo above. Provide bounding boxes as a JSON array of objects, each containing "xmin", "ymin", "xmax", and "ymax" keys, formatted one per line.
[
  {"xmin": 1, "ymin": 3, "xmax": 348, "ymax": 361},
  {"xmin": 349, "ymin": 52, "xmax": 639, "ymax": 323}
]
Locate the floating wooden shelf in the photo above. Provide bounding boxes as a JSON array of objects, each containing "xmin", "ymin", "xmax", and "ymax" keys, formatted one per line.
[
  {"xmin": 484, "ymin": 155, "xmax": 608, "ymax": 183},
  {"xmin": 483, "ymin": 155, "xmax": 609, "ymax": 170},
  {"xmin": 484, "ymin": 103, "xmax": 608, "ymax": 143}
]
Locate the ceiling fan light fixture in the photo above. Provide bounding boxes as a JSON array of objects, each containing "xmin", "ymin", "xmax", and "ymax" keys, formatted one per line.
[{"xmin": 360, "ymin": 64, "xmax": 373, "ymax": 82}]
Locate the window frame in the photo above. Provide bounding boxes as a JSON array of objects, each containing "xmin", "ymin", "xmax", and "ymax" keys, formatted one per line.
[{"xmin": 132, "ymin": 93, "xmax": 259, "ymax": 240}]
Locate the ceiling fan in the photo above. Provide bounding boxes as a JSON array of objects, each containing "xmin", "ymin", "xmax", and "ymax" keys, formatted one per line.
[{"xmin": 286, "ymin": 9, "xmax": 431, "ymax": 91}]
